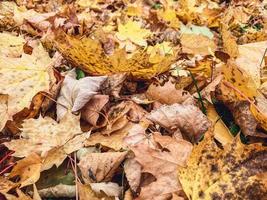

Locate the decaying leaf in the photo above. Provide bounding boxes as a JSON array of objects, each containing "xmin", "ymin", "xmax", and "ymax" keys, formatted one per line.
[
  {"xmin": 78, "ymin": 151, "xmax": 127, "ymax": 182},
  {"xmin": 56, "ymin": 69, "xmax": 107, "ymax": 120},
  {"xmin": 179, "ymin": 134, "xmax": 267, "ymax": 200},
  {"xmin": 147, "ymin": 104, "xmax": 211, "ymax": 142}
]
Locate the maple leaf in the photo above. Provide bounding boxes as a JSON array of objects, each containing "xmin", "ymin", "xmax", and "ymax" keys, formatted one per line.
[
  {"xmin": 56, "ymin": 69, "xmax": 107, "ymax": 120},
  {"xmin": 0, "ymin": 33, "xmax": 55, "ymax": 116},
  {"xmin": 146, "ymin": 77, "xmax": 192, "ymax": 105},
  {"xmin": 115, "ymin": 20, "xmax": 151, "ymax": 46},
  {"xmin": 4, "ymin": 113, "xmax": 88, "ymax": 171},
  {"xmin": 53, "ymin": 31, "xmax": 175, "ymax": 79},
  {"xmin": 178, "ymin": 134, "xmax": 267, "ymax": 200}
]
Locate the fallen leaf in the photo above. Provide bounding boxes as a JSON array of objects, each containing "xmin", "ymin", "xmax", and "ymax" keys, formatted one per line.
[
  {"xmin": 56, "ymin": 69, "xmax": 107, "ymax": 120},
  {"xmin": 115, "ymin": 20, "xmax": 151, "ymax": 46},
  {"xmin": 147, "ymin": 104, "xmax": 211, "ymax": 142},
  {"xmin": 38, "ymin": 184, "xmax": 75, "ymax": 198},
  {"xmin": 102, "ymin": 101, "xmax": 147, "ymax": 135},
  {"xmin": 4, "ymin": 113, "xmax": 88, "ymax": 170},
  {"xmin": 81, "ymin": 95, "xmax": 109, "ymax": 126},
  {"xmin": 78, "ymin": 182, "xmax": 113, "ymax": 200},
  {"xmin": 124, "ymin": 158, "xmax": 142, "ymax": 192},
  {"xmin": 9, "ymin": 153, "xmax": 42, "ymax": 188},
  {"xmin": 0, "ymin": 94, "xmax": 8, "ymax": 131},
  {"xmin": 236, "ymin": 41, "xmax": 267, "ymax": 88},
  {"xmin": 0, "ymin": 35, "xmax": 54, "ymax": 116},
  {"xmin": 53, "ymin": 31, "xmax": 175, "ymax": 79},
  {"xmin": 146, "ymin": 78, "xmax": 192, "ymax": 105},
  {"xmin": 130, "ymin": 133, "xmax": 192, "ymax": 200},
  {"xmin": 102, "ymin": 73, "xmax": 127, "ymax": 98},
  {"xmin": 78, "ymin": 151, "xmax": 127, "ymax": 182},
  {"xmin": 178, "ymin": 134, "xmax": 267, "ymax": 200},
  {"xmin": 221, "ymin": 25, "xmax": 239, "ymax": 58},
  {"xmin": 85, "ymin": 122, "xmax": 134, "ymax": 151},
  {"xmin": 0, "ymin": 176, "xmax": 16, "ymax": 194},
  {"xmin": 180, "ymin": 34, "xmax": 216, "ymax": 56},
  {"xmin": 206, "ymin": 104, "xmax": 233, "ymax": 145},
  {"xmin": 90, "ymin": 182, "xmax": 122, "ymax": 197},
  {"xmin": 0, "ymin": 32, "xmax": 25, "ymax": 57}
]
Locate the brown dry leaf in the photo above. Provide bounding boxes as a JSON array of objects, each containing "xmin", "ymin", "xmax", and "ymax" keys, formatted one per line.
[
  {"xmin": 56, "ymin": 69, "xmax": 107, "ymax": 120},
  {"xmin": 81, "ymin": 95, "xmax": 109, "ymax": 126},
  {"xmin": 147, "ymin": 104, "xmax": 211, "ymax": 142},
  {"xmin": 130, "ymin": 133, "xmax": 192, "ymax": 200},
  {"xmin": 102, "ymin": 101, "xmax": 147, "ymax": 135},
  {"xmin": 9, "ymin": 153, "xmax": 42, "ymax": 188},
  {"xmin": 146, "ymin": 78, "xmax": 192, "ymax": 105},
  {"xmin": 5, "ymin": 188, "xmax": 33, "ymax": 200},
  {"xmin": 124, "ymin": 158, "xmax": 142, "ymax": 192},
  {"xmin": 180, "ymin": 34, "xmax": 216, "ymax": 56},
  {"xmin": 78, "ymin": 182, "xmax": 114, "ymax": 200},
  {"xmin": 78, "ymin": 151, "xmax": 127, "ymax": 182},
  {"xmin": 221, "ymin": 25, "xmax": 239, "ymax": 58},
  {"xmin": 0, "ymin": 94, "xmax": 8, "ymax": 131},
  {"xmin": 178, "ymin": 134, "xmax": 267, "ymax": 200},
  {"xmin": 206, "ymin": 104, "xmax": 233, "ymax": 145},
  {"xmin": 53, "ymin": 31, "xmax": 175, "ymax": 79},
  {"xmin": 85, "ymin": 122, "xmax": 134, "ymax": 151}
]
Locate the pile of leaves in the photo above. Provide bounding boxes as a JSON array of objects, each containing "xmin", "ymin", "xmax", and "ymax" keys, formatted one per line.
[{"xmin": 0, "ymin": 0, "xmax": 267, "ymax": 199}]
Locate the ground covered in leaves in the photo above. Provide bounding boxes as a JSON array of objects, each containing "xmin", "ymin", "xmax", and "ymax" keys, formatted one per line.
[{"xmin": 0, "ymin": 0, "xmax": 267, "ymax": 200}]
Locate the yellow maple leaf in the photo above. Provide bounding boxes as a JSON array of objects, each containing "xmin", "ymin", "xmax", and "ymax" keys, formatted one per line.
[
  {"xmin": 115, "ymin": 20, "xmax": 151, "ymax": 46},
  {"xmin": 147, "ymin": 42, "xmax": 174, "ymax": 63},
  {"xmin": 157, "ymin": 8, "xmax": 180, "ymax": 29},
  {"xmin": 0, "ymin": 33, "xmax": 53, "ymax": 116},
  {"xmin": 178, "ymin": 134, "xmax": 267, "ymax": 200},
  {"xmin": 53, "ymin": 31, "xmax": 175, "ymax": 79}
]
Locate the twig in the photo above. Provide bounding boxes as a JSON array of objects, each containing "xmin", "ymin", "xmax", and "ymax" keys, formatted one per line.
[{"xmin": 74, "ymin": 153, "xmax": 78, "ymax": 200}]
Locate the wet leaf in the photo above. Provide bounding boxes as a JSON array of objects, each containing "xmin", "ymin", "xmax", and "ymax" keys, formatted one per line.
[{"xmin": 179, "ymin": 134, "xmax": 267, "ymax": 200}]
